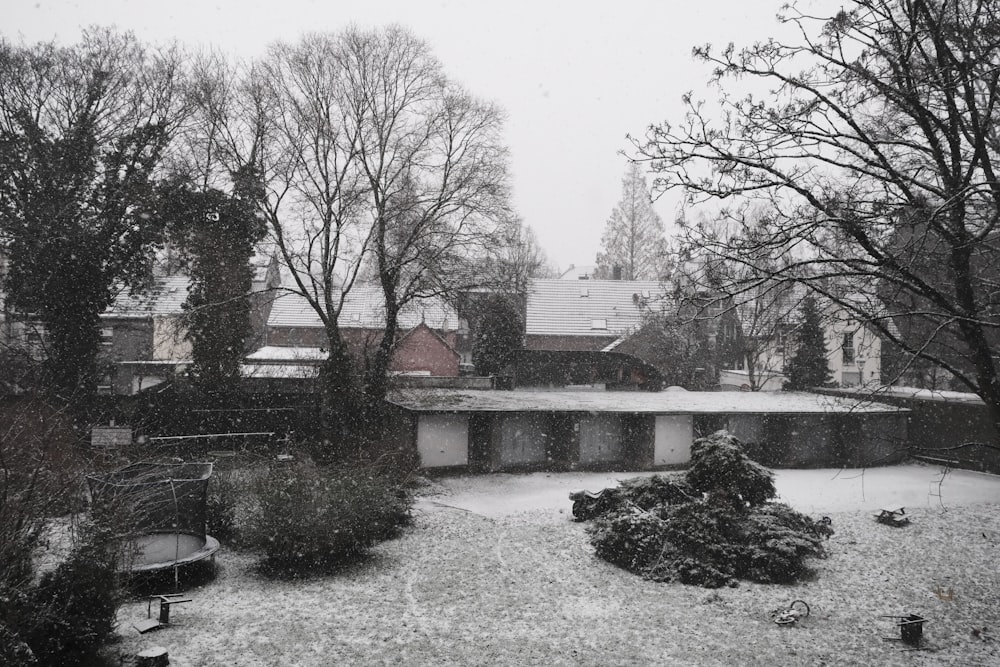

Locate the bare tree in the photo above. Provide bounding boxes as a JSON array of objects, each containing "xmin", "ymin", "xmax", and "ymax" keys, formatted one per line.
[
  {"xmin": 674, "ymin": 208, "xmax": 810, "ymax": 390},
  {"xmin": 596, "ymin": 162, "xmax": 670, "ymax": 280},
  {"xmin": 338, "ymin": 26, "xmax": 516, "ymax": 407},
  {"xmin": 635, "ymin": 0, "xmax": 1000, "ymax": 436},
  {"xmin": 191, "ymin": 28, "xmax": 516, "ymax": 438}
]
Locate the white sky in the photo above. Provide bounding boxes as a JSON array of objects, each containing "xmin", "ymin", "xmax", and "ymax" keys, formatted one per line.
[{"xmin": 7, "ymin": 0, "xmax": 800, "ymax": 271}]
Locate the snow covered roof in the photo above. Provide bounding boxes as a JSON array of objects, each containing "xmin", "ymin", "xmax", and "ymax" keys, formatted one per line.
[
  {"xmin": 525, "ymin": 279, "xmax": 667, "ymax": 338},
  {"xmin": 241, "ymin": 363, "xmax": 319, "ymax": 379},
  {"xmin": 831, "ymin": 385, "xmax": 984, "ymax": 404},
  {"xmin": 388, "ymin": 388, "xmax": 907, "ymax": 414},
  {"xmin": 104, "ymin": 274, "xmax": 190, "ymax": 318},
  {"xmin": 267, "ymin": 285, "xmax": 458, "ymax": 331},
  {"xmin": 246, "ymin": 346, "xmax": 326, "ymax": 362}
]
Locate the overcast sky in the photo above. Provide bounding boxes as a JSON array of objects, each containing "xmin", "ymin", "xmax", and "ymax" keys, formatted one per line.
[{"xmin": 8, "ymin": 0, "xmax": 799, "ymax": 272}]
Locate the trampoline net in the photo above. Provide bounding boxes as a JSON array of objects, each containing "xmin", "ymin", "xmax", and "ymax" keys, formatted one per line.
[{"xmin": 88, "ymin": 462, "xmax": 213, "ymax": 539}]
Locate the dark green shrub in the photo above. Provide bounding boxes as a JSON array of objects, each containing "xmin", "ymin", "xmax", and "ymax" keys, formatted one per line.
[
  {"xmin": 15, "ymin": 535, "xmax": 122, "ymax": 664},
  {"xmin": 206, "ymin": 469, "xmax": 239, "ymax": 542},
  {"xmin": 241, "ymin": 461, "xmax": 412, "ymax": 575},
  {"xmin": 0, "ymin": 599, "xmax": 37, "ymax": 666},
  {"xmin": 616, "ymin": 475, "xmax": 695, "ymax": 511},
  {"xmin": 585, "ymin": 431, "xmax": 825, "ymax": 588},
  {"xmin": 573, "ymin": 474, "xmax": 694, "ymax": 520},
  {"xmin": 686, "ymin": 430, "xmax": 776, "ymax": 506},
  {"xmin": 742, "ymin": 503, "xmax": 826, "ymax": 583},
  {"xmin": 589, "ymin": 506, "xmax": 670, "ymax": 571}
]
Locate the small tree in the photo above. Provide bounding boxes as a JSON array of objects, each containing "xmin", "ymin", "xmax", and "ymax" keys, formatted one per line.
[
  {"xmin": 470, "ymin": 293, "xmax": 523, "ymax": 376},
  {"xmin": 784, "ymin": 296, "xmax": 833, "ymax": 390}
]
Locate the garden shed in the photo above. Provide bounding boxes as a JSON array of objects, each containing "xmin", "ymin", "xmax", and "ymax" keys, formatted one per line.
[{"xmin": 386, "ymin": 388, "xmax": 908, "ymax": 472}]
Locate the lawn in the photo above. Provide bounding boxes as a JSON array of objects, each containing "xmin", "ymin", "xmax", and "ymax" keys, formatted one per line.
[{"xmin": 109, "ymin": 466, "xmax": 1000, "ymax": 666}]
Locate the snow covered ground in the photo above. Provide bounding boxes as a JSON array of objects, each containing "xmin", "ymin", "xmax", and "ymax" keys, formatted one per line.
[{"xmin": 417, "ymin": 463, "xmax": 1000, "ymax": 518}]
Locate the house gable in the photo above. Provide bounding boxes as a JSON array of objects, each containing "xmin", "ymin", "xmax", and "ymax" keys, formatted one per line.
[{"xmin": 391, "ymin": 322, "xmax": 460, "ymax": 377}]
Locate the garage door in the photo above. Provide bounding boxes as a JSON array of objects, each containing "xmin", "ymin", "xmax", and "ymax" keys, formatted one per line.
[
  {"xmin": 578, "ymin": 415, "xmax": 623, "ymax": 464},
  {"xmin": 417, "ymin": 414, "xmax": 469, "ymax": 467},
  {"xmin": 498, "ymin": 414, "xmax": 548, "ymax": 466},
  {"xmin": 654, "ymin": 415, "xmax": 692, "ymax": 465}
]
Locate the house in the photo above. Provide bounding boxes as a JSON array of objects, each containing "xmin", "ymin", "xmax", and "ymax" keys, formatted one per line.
[
  {"xmin": 263, "ymin": 285, "xmax": 463, "ymax": 377},
  {"xmin": 714, "ymin": 283, "xmax": 885, "ymax": 391},
  {"xmin": 385, "ymin": 388, "xmax": 907, "ymax": 471},
  {"xmin": 99, "ymin": 273, "xmax": 193, "ymax": 394},
  {"xmin": 524, "ymin": 279, "xmax": 667, "ymax": 351}
]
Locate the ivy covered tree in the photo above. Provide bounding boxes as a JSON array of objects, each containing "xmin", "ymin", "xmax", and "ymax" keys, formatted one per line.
[
  {"xmin": 159, "ymin": 167, "xmax": 266, "ymax": 398},
  {"xmin": 783, "ymin": 296, "xmax": 833, "ymax": 390},
  {"xmin": 0, "ymin": 30, "xmax": 186, "ymax": 404}
]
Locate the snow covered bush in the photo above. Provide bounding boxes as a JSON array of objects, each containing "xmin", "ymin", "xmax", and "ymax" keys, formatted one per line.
[
  {"xmin": 1, "ymin": 527, "xmax": 123, "ymax": 666},
  {"xmin": 685, "ymin": 430, "xmax": 775, "ymax": 506},
  {"xmin": 206, "ymin": 468, "xmax": 239, "ymax": 542},
  {"xmin": 241, "ymin": 460, "xmax": 412, "ymax": 576},
  {"xmin": 586, "ymin": 431, "xmax": 826, "ymax": 588}
]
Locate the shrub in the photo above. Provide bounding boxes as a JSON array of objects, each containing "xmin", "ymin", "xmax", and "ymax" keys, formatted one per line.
[
  {"xmin": 589, "ymin": 506, "xmax": 670, "ymax": 571},
  {"xmin": 206, "ymin": 468, "xmax": 239, "ymax": 542},
  {"xmin": 3, "ymin": 530, "xmax": 123, "ymax": 665},
  {"xmin": 586, "ymin": 431, "xmax": 825, "ymax": 588},
  {"xmin": 686, "ymin": 430, "xmax": 776, "ymax": 506},
  {"xmin": 742, "ymin": 503, "xmax": 826, "ymax": 583},
  {"xmin": 240, "ymin": 460, "xmax": 412, "ymax": 575},
  {"xmin": 616, "ymin": 474, "xmax": 696, "ymax": 511}
]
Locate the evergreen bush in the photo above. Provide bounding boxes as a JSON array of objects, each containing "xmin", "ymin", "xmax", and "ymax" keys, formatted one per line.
[
  {"xmin": 686, "ymin": 430, "xmax": 776, "ymax": 506},
  {"xmin": 206, "ymin": 468, "xmax": 239, "ymax": 542},
  {"xmin": 3, "ymin": 532, "xmax": 123, "ymax": 665},
  {"xmin": 586, "ymin": 431, "xmax": 826, "ymax": 588},
  {"xmin": 240, "ymin": 460, "xmax": 412, "ymax": 575}
]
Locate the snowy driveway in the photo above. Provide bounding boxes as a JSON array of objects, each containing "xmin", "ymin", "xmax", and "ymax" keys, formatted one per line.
[{"xmin": 417, "ymin": 464, "xmax": 1000, "ymax": 518}]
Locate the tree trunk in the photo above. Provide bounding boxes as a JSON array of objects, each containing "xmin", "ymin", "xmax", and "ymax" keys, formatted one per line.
[
  {"xmin": 317, "ymin": 324, "xmax": 360, "ymax": 458},
  {"xmin": 363, "ymin": 301, "xmax": 400, "ymax": 438}
]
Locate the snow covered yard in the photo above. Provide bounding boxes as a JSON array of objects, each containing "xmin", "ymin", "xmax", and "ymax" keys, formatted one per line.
[{"xmin": 111, "ymin": 464, "xmax": 1000, "ymax": 666}]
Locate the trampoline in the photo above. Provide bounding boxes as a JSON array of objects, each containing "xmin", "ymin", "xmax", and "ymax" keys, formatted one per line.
[{"xmin": 88, "ymin": 462, "xmax": 220, "ymax": 577}]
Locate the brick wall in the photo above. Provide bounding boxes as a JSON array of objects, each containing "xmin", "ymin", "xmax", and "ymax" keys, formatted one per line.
[
  {"xmin": 391, "ymin": 324, "xmax": 459, "ymax": 376},
  {"xmin": 267, "ymin": 324, "xmax": 459, "ymax": 376}
]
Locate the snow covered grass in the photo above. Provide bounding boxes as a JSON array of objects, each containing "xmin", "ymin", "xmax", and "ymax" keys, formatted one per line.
[{"xmin": 108, "ymin": 466, "xmax": 1000, "ymax": 666}]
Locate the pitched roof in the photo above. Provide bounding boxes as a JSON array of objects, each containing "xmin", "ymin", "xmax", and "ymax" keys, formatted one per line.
[
  {"xmin": 525, "ymin": 279, "xmax": 666, "ymax": 337},
  {"xmin": 104, "ymin": 274, "xmax": 190, "ymax": 318},
  {"xmin": 267, "ymin": 284, "xmax": 458, "ymax": 331}
]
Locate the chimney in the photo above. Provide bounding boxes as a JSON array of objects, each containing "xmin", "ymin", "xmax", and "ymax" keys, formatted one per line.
[{"xmin": 612, "ymin": 265, "xmax": 623, "ymax": 280}]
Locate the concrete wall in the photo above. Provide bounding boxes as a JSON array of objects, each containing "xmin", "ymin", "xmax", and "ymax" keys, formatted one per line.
[
  {"xmin": 815, "ymin": 389, "xmax": 999, "ymax": 473},
  {"xmin": 403, "ymin": 408, "xmax": 907, "ymax": 472},
  {"xmin": 721, "ymin": 412, "xmax": 907, "ymax": 468}
]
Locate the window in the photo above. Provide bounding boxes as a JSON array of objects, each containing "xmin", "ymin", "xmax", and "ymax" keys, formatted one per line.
[
  {"xmin": 590, "ymin": 319, "xmax": 607, "ymax": 330},
  {"xmin": 99, "ymin": 327, "xmax": 114, "ymax": 346},
  {"xmin": 841, "ymin": 332, "xmax": 855, "ymax": 364},
  {"xmin": 97, "ymin": 374, "xmax": 113, "ymax": 395}
]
